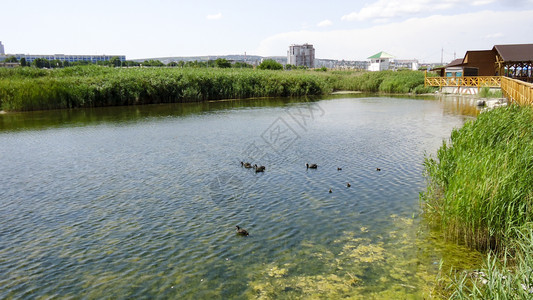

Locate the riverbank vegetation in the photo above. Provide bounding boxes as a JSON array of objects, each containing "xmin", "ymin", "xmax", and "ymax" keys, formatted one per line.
[
  {"xmin": 421, "ymin": 105, "xmax": 533, "ymax": 298},
  {"xmin": 0, "ymin": 65, "xmax": 434, "ymax": 111}
]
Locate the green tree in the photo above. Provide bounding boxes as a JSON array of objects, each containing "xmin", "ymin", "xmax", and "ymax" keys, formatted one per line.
[
  {"xmin": 71, "ymin": 60, "xmax": 91, "ymax": 66},
  {"xmin": 32, "ymin": 58, "xmax": 51, "ymax": 68},
  {"xmin": 257, "ymin": 59, "xmax": 283, "ymax": 70},
  {"xmin": 20, "ymin": 57, "xmax": 27, "ymax": 67},
  {"xmin": 285, "ymin": 64, "xmax": 295, "ymax": 70},
  {"xmin": 110, "ymin": 56, "xmax": 122, "ymax": 67},
  {"xmin": 4, "ymin": 56, "xmax": 18, "ymax": 63},
  {"xmin": 233, "ymin": 62, "xmax": 253, "ymax": 69},
  {"xmin": 123, "ymin": 60, "xmax": 140, "ymax": 67},
  {"xmin": 143, "ymin": 60, "xmax": 164, "ymax": 67},
  {"xmin": 215, "ymin": 58, "xmax": 232, "ymax": 68},
  {"xmin": 167, "ymin": 61, "xmax": 179, "ymax": 67},
  {"xmin": 50, "ymin": 59, "xmax": 63, "ymax": 68}
]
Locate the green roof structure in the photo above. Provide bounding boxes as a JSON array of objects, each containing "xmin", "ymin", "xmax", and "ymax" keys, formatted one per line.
[{"xmin": 367, "ymin": 51, "xmax": 395, "ymax": 59}]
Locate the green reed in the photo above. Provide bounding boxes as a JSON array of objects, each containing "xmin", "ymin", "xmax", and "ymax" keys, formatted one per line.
[
  {"xmin": 422, "ymin": 105, "xmax": 533, "ymax": 251},
  {"xmin": 0, "ymin": 66, "xmax": 432, "ymax": 111},
  {"xmin": 447, "ymin": 224, "xmax": 533, "ymax": 299},
  {"xmin": 422, "ymin": 105, "xmax": 533, "ymax": 298},
  {"xmin": 478, "ymin": 87, "xmax": 503, "ymax": 99}
]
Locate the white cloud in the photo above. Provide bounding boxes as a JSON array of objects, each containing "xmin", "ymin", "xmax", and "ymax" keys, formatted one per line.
[
  {"xmin": 341, "ymin": 0, "xmax": 462, "ymax": 22},
  {"xmin": 471, "ymin": 0, "xmax": 496, "ymax": 5},
  {"xmin": 317, "ymin": 20, "xmax": 333, "ymax": 27},
  {"xmin": 485, "ymin": 32, "xmax": 503, "ymax": 38},
  {"xmin": 206, "ymin": 13, "xmax": 222, "ymax": 20},
  {"xmin": 256, "ymin": 10, "xmax": 533, "ymax": 62}
]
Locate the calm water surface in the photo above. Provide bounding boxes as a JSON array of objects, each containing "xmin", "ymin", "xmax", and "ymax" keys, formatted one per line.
[{"xmin": 0, "ymin": 95, "xmax": 483, "ymax": 299}]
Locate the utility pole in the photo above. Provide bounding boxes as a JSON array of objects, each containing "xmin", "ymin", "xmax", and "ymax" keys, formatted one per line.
[{"xmin": 441, "ymin": 47, "xmax": 443, "ymax": 65}]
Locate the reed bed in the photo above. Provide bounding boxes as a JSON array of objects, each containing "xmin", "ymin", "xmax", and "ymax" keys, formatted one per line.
[
  {"xmin": 422, "ymin": 105, "xmax": 533, "ymax": 251},
  {"xmin": 448, "ymin": 224, "xmax": 533, "ymax": 299},
  {"xmin": 422, "ymin": 105, "xmax": 533, "ymax": 297},
  {"xmin": 0, "ymin": 66, "xmax": 433, "ymax": 111}
]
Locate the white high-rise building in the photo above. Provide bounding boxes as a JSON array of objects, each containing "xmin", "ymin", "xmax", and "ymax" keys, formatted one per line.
[
  {"xmin": 288, "ymin": 44, "xmax": 315, "ymax": 68},
  {"xmin": 0, "ymin": 41, "xmax": 5, "ymax": 55}
]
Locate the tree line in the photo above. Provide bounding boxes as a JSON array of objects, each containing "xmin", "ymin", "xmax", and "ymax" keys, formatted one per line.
[
  {"xmin": 2, "ymin": 56, "xmax": 319, "ymax": 71},
  {"xmin": 2, "ymin": 56, "xmax": 260, "ymax": 69}
]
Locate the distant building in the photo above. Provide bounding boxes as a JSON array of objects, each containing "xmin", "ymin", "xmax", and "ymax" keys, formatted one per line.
[
  {"xmin": 0, "ymin": 41, "xmax": 4, "ymax": 55},
  {"xmin": 394, "ymin": 59, "xmax": 419, "ymax": 71},
  {"xmin": 367, "ymin": 51, "xmax": 394, "ymax": 71},
  {"xmin": 3, "ymin": 53, "xmax": 126, "ymax": 64},
  {"xmin": 287, "ymin": 44, "xmax": 315, "ymax": 68}
]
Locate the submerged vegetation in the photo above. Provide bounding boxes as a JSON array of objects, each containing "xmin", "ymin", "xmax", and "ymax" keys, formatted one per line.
[
  {"xmin": 0, "ymin": 66, "xmax": 434, "ymax": 111},
  {"xmin": 421, "ymin": 105, "xmax": 533, "ymax": 298}
]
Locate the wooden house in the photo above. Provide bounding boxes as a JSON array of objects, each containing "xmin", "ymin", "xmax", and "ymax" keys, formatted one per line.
[
  {"xmin": 433, "ymin": 43, "xmax": 533, "ymax": 82},
  {"xmin": 462, "ymin": 50, "xmax": 496, "ymax": 76}
]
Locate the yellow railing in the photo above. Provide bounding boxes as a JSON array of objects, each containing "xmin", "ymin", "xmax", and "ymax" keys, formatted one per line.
[
  {"xmin": 425, "ymin": 75, "xmax": 533, "ymax": 105},
  {"xmin": 501, "ymin": 77, "xmax": 533, "ymax": 106},
  {"xmin": 424, "ymin": 76, "xmax": 501, "ymax": 87}
]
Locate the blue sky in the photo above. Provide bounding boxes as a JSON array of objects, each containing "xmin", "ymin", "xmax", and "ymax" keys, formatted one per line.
[{"xmin": 2, "ymin": 0, "xmax": 532, "ymax": 62}]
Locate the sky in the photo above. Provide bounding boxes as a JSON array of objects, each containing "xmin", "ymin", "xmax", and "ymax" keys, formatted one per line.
[{"xmin": 1, "ymin": 0, "xmax": 532, "ymax": 63}]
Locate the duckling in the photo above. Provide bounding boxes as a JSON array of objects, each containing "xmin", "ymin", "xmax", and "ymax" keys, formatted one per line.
[
  {"xmin": 376, "ymin": 168, "xmax": 381, "ymax": 171},
  {"xmin": 306, "ymin": 163, "xmax": 318, "ymax": 169},
  {"xmin": 236, "ymin": 225, "xmax": 249, "ymax": 236},
  {"xmin": 347, "ymin": 183, "xmax": 351, "ymax": 187},
  {"xmin": 241, "ymin": 161, "xmax": 253, "ymax": 168},
  {"xmin": 253, "ymin": 164, "xmax": 265, "ymax": 172}
]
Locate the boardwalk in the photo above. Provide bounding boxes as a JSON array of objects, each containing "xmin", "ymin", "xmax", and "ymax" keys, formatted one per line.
[{"xmin": 425, "ymin": 75, "xmax": 533, "ymax": 105}]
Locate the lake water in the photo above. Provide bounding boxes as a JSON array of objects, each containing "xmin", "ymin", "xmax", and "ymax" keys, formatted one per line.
[{"xmin": 0, "ymin": 95, "xmax": 484, "ymax": 299}]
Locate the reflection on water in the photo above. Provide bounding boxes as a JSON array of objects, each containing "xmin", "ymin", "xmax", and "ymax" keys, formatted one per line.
[{"xmin": 0, "ymin": 96, "xmax": 483, "ymax": 298}]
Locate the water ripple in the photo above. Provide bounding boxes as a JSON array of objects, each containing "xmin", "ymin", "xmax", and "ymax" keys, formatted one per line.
[{"xmin": 0, "ymin": 97, "xmax": 476, "ymax": 298}]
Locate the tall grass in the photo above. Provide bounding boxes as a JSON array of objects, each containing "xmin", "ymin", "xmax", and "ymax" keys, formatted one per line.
[
  {"xmin": 478, "ymin": 87, "xmax": 503, "ymax": 98},
  {"xmin": 331, "ymin": 70, "xmax": 435, "ymax": 94},
  {"xmin": 0, "ymin": 66, "xmax": 434, "ymax": 111},
  {"xmin": 449, "ymin": 224, "xmax": 533, "ymax": 299},
  {"xmin": 422, "ymin": 105, "xmax": 533, "ymax": 298},
  {"xmin": 422, "ymin": 105, "xmax": 533, "ymax": 251}
]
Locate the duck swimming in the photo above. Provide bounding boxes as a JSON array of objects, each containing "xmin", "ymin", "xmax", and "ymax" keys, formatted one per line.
[
  {"xmin": 253, "ymin": 164, "xmax": 265, "ymax": 172},
  {"xmin": 236, "ymin": 225, "xmax": 249, "ymax": 236},
  {"xmin": 241, "ymin": 162, "xmax": 253, "ymax": 168},
  {"xmin": 306, "ymin": 163, "xmax": 318, "ymax": 169}
]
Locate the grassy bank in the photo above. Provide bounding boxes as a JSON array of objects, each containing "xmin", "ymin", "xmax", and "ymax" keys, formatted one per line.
[
  {"xmin": 421, "ymin": 105, "xmax": 533, "ymax": 297},
  {"xmin": 330, "ymin": 69, "xmax": 435, "ymax": 94},
  {"xmin": 0, "ymin": 66, "xmax": 434, "ymax": 111}
]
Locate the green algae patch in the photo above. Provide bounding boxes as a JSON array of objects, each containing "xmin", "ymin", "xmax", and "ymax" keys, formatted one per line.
[{"xmin": 244, "ymin": 213, "xmax": 484, "ymax": 299}]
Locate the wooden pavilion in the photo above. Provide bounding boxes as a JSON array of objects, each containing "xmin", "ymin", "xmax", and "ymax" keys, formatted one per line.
[{"xmin": 494, "ymin": 44, "xmax": 533, "ymax": 82}]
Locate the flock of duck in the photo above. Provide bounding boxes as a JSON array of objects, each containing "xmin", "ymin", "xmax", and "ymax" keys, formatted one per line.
[{"xmin": 236, "ymin": 161, "xmax": 382, "ymax": 236}]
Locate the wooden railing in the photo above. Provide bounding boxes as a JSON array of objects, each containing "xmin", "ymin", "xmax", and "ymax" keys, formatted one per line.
[
  {"xmin": 424, "ymin": 76, "xmax": 501, "ymax": 87},
  {"xmin": 425, "ymin": 75, "xmax": 533, "ymax": 105},
  {"xmin": 501, "ymin": 77, "xmax": 533, "ymax": 106}
]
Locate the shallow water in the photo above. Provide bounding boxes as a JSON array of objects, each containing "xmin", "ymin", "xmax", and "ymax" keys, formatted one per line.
[{"xmin": 0, "ymin": 95, "xmax": 483, "ymax": 298}]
